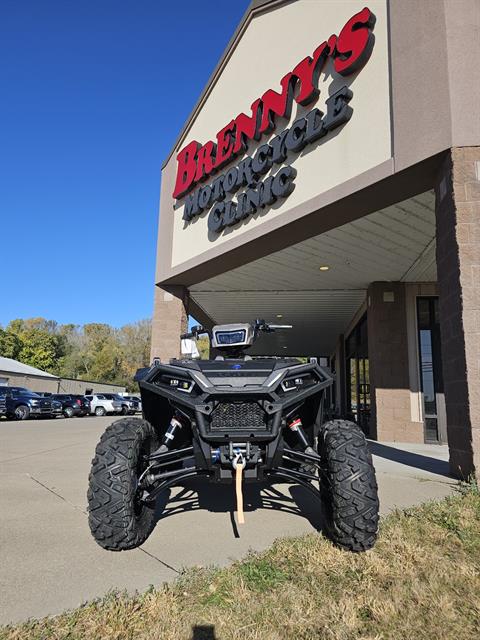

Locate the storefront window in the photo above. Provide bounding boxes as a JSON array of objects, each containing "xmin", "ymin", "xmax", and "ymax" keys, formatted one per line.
[
  {"xmin": 417, "ymin": 297, "xmax": 443, "ymax": 442},
  {"xmin": 345, "ymin": 314, "xmax": 370, "ymax": 435}
]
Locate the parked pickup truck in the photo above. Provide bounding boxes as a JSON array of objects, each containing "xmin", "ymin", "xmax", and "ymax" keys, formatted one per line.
[
  {"xmin": 101, "ymin": 393, "xmax": 136, "ymax": 415},
  {"xmin": 84, "ymin": 394, "xmax": 123, "ymax": 417},
  {"xmin": 0, "ymin": 387, "xmax": 63, "ymax": 420},
  {"xmin": 0, "ymin": 392, "xmax": 6, "ymax": 418},
  {"xmin": 122, "ymin": 395, "xmax": 142, "ymax": 413}
]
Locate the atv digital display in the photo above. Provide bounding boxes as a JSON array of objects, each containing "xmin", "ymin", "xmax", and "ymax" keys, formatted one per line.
[{"xmin": 214, "ymin": 329, "xmax": 246, "ymax": 345}]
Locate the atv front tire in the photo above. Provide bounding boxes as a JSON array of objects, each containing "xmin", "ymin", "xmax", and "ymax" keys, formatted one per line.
[
  {"xmin": 87, "ymin": 418, "xmax": 159, "ymax": 551},
  {"xmin": 318, "ymin": 420, "xmax": 379, "ymax": 552}
]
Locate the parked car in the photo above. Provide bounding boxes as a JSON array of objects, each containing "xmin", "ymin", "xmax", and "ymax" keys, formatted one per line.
[
  {"xmin": 51, "ymin": 394, "xmax": 91, "ymax": 418},
  {"xmin": 85, "ymin": 394, "xmax": 123, "ymax": 417},
  {"xmin": 122, "ymin": 395, "xmax": 142, "ymax": 413},
  {"xmin": 0, "ymin": 387, "xmax": 63, "ymax": 420},
  {"xmin": 105, "ymin": 393, "xmax": 138, "ymax": 415},
  {"xmin": 95, "ymin": 393, "xmax": 133, "ymax": 415}
]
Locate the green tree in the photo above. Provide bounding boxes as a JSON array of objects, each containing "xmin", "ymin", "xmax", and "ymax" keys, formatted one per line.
[
  {"xmin": 196, "ymin": 335, "xmax": 210, "ymax": 360},
  {"xmin": 79, "ymin": 323, "xmax": 122, "ymax": 382},
  {"xmin": 118, "ymin": 319, "xmax": 151, "ymax": 378},
  {"xmin": 0, "ymin": 329, "xmax": 22, "ymax": 359},
  {"xmin": 2, "ymin": 316, "xmax": 156, "ymax": 389},
  {"xmin": 5, "ymin": 317, "xmax": 66, "ymax": 373},
  {"xmin": 54, "ymin": 324, "xmax": 83, "ymax": 378},
  {"xmin": 17, "ymin": 329, "xmax": 60, "ymax": 371},
  {"xmin": 6, "ymin": 319, "xmax": 25, "ymax": 336}
]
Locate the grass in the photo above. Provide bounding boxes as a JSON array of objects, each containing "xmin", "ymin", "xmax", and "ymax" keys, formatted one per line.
[{"xmin": 2, "ymin": 485, "xmax": 480, "ymax": 640}]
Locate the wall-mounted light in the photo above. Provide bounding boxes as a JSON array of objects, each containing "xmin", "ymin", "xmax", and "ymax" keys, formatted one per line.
[{"xmin": 319, "ymin": 265, "xmax": 330, "ymax": 271}]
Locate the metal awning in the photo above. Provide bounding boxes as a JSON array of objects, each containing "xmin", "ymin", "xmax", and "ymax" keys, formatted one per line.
[{"xmin": 189, "ymin": 190, "xmax": 436, "ymax": 355}]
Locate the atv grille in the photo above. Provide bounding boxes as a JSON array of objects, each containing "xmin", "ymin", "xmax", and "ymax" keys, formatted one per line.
[{"xmin": 210, "ymin": 401, "xmax": 266, "ymax": 432}]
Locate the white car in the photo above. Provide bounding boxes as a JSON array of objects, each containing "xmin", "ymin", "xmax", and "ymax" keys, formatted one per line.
[{"xmin": 85, "ymin": 394, "xmax": 123, "ymax": 417}]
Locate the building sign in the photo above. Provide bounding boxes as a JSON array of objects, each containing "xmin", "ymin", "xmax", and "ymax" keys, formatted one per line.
[{"xmin": 174, "ymin": 7, "xmax": 376, "ymax": 234}]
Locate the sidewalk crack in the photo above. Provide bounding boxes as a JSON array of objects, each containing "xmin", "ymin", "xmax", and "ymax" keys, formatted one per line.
[
  {"xmin": 138, "ymin": 547, "xmax": 180, "ymax": 574},
  {"xmin": 26, "ymin": 474, "xmax": 180, "ymax": 574},
  {"xmin": 4, "ymin": 442, "xmax": 85, "ymax": 464},
  {"xmin": 27, "ymin": 474, "xmax": 87, "ymax": 515}
]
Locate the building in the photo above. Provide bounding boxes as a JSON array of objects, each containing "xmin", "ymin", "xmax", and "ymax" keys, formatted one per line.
[
  {"xmin": 0, "ymin": 357, "xmax": 126, "ymax": 395},
  {"xmin": 0, "ymin": 357, "xmax": 59, "ymax": 393},
  {"xmin": 151, "ymin": 0, "xmax": 480, "ymax": 478}
]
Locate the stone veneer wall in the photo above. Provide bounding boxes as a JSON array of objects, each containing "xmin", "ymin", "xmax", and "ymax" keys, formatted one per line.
[
  {"xmin": 367, "ymin": 281, "xmax": 424, "ymax": 443},
  {"xmin": 435, "ymin": 147, "xmax": 480, "ymax": 479},
  {"xmin": 150, "ymin": 286, "xmax": 188, "ymax": 363}
]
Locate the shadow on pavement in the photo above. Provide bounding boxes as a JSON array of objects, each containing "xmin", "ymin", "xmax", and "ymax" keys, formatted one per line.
[
  {"xmin": 369, "ymin": 441, "xmax": 452, "ymax": 478},
  {"xmin": 153, "ymin": 478, "xmax": 325, "ymax": 537}
]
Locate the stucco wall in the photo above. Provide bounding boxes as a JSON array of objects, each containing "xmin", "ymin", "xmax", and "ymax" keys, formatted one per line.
[
  {"xmin": 0, "ymin": 373, "xmax": 59, "ymax": 394},
  {"xmin": 167, "ymin": 0, "xmax": 391, "ymax": 267},
  {"xmin": 155, "ymin": 0, "xmax": 480, "ymax": 289},
  {"xmin": 56, "ymin": 379, "xmax": 126, "ymax": 395}
]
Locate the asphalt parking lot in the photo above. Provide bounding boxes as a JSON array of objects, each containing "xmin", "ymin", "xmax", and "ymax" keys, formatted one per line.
[{"xmin": 0, "ymin": 416, "xmax": 456, "ymax": 625}]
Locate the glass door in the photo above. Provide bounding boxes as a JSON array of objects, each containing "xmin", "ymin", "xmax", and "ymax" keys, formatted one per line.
[
  {"xmin": 417, "ymin": 297, "xmax": 446, "ymax": 443},
  {"xmin": 345, "ymin": 315, "xmax": 370, "ymax": 435}
]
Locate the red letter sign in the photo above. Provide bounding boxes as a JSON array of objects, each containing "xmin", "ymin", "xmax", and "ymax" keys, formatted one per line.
[
  {"xmin": 172, "ymin": 7, "xmax": 377, "ymax": 199},
  {"xmin": 172, "ymin": 141, "xmax": 199, "ymax": 199},
  {"xmin": 333, "ymin": 7, "xmax": 376, "ymax": 76}
]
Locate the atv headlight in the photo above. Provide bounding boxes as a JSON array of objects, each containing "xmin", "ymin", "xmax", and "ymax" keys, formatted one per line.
[
  {"xmin": 280, "ymin": 373, "xmax": 318, "ymax": 393},
  {"xmin": 160, "ymin": 375, "xmax": 194, "ymax": 393},
  {"xmin": 281, "ymin": 378, "xmax": 299, "ymax": 392}
]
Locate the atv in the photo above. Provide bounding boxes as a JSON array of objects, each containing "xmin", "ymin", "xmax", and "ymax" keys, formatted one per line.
[{"xmin": 88, "ymin": 319, "xmax": 379, "ymax": 552}]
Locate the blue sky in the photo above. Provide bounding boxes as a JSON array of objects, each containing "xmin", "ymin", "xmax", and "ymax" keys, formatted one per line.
[{"xmin": 0, "ymin": 0, "xmax": 248, "ymax": 328}]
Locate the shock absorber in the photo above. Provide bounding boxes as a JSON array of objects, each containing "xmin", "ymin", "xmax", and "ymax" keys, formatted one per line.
[
  {"xmin": 288, "ymin": 417, "xmax": 316, "ymax": 456},
  {"xmin": 157, "ymin": 415, "xmax": 183, "ymax": 454}
]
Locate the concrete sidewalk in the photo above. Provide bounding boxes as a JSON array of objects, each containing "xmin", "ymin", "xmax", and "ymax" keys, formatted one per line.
[{"xmin": 0, "ymin": 417, "xmax": 455, "ymax": 625}]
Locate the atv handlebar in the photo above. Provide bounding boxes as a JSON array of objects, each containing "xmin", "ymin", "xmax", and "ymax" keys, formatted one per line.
[
  {"xmin": 180, "ymin": 320, "xmax": 292, "ymax": 341},
  {"xmin": 254, "ymin": 319, "xmax": 292, "ymax": 334},
  {"xmin": 180, "ymin": 325, "xmax": 208, "ymax": 340},
  {"xmin": 266, "ymin": 324, "xmax": 293, "ymax": 330}
]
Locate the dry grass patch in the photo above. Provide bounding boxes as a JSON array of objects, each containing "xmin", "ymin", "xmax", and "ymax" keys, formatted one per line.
[{"xmin": 2, "ymin": 486, "xmax": 480, "ymax": 640}]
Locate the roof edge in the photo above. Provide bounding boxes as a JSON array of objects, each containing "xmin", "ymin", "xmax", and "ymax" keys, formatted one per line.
[
  {"xmin": 0, "ymin": 370, "xmax": 60, "ymax": 380},
  {"xmin": 161, "ymin": 0, "xmax": 296, "ymax": 170}
]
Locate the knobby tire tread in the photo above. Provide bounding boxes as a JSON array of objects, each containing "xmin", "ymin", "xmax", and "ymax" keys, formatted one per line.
[
  {"xmin": 319, "ymin": 419, "xmax": 379, "ymax": 552},
  {"xmin": 87, "ymin": 418, "xmax": 158, "ymax": 551}
]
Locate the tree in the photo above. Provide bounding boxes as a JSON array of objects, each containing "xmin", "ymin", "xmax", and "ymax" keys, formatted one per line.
[
  {"xmin": 17, "ymin": 329, "xmax": 60, "ymax": 372},
  {"xmin": 6, "ymin": 319, "xmax": 25, "ymax": 336},
  {"xmin": 0, "ymin": 329, "xmax": 22, "ymax": 360},
  {"xmin": 2, "ymin": 316, "xmax": 155, "ymax": 389},
  {"xmin": 72, "ymin": 323, "xmax": 125, "ymax": 383},
  {"xmin": 118, "ymin": 320, "xmax": 151, "ymax": 378},
  {"xmin": 5, "ymin": 317, "xmax": 66, "ymax": 373},
  {"xmin": 196, "ymin": 335, "xmax": 210, "ymax": 360}
]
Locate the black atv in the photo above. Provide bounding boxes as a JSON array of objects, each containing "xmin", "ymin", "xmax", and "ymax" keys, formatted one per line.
[{"xmin": 88, "ymin": 319, "xmax": 379, "ymax": 552}]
